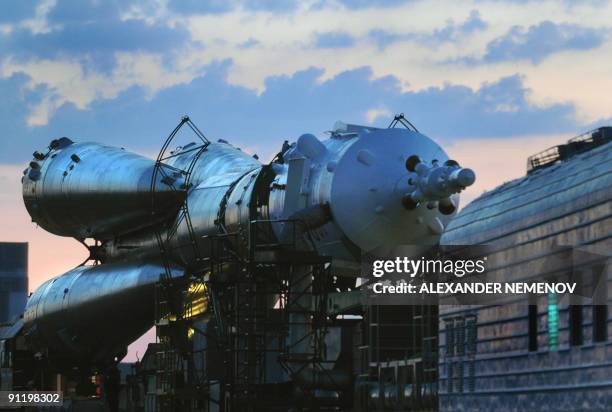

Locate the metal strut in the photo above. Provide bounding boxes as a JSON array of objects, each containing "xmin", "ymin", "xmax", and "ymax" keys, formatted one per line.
[
  {"xmin": 150, "ymin": 115, "xmax": 211, "ymax": 280},
  {"xmin": 150, "ymin": 116, "xmax": 212, "ymax": 412},
  {"xmin": 388, "ymin": 113, "xmax": 419, "ymax": 133}
]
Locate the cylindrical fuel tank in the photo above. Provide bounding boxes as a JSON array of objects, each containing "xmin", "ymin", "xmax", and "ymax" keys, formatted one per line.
[
  {"xmin": 101, "ymin": 142, "xmax": 263, "ymax": 266},
  {"xmin": 23, "ymin": 261, "xmax": 181, "ymax": 369},
  {"xmin": 22, "ymin": 138, "xmax": 186, "ymax": 240}
]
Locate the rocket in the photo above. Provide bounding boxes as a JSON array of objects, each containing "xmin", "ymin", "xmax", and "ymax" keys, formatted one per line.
[{"xmin": 20, "ymin": 116, "xmax": 475, "ymax": 371}]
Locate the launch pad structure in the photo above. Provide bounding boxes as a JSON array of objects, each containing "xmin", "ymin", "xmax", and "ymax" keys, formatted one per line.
[
  {"xmin": 151, "ymin": 225, "xmax": 439, "ymax": 412},
  {"xmin": 148, "ymin": 117, "xmax": 338, "ymax": 411},
  {"xmin": 16, "ymin": 111, "xmax": 472, "ymax": 412},
  {"xmin": 153, "ymin": 222, "xmax": 338, "ymax": 411},
  {"xmin": 146, "ymin": 116, "xmax": 439, "ymax": 411}
]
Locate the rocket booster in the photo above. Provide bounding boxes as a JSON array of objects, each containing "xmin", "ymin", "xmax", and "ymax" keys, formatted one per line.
[
  {"xmin": 24, "ymin": 261, "xmax": 181, "ymax": 368},
  {"xmin": 23, "ymin": 138, "xmax": 186, "ymax": 240}
]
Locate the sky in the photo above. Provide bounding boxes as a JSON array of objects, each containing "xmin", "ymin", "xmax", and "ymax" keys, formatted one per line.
[{"xmin": 1, "ymin": 0, "xmax": 611, "ymax": 361}]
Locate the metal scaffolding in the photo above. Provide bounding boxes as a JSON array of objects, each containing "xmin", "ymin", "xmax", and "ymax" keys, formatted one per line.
[{"xmin": 153, "ymin": 217, "xmax": 334, "ymax": 411}]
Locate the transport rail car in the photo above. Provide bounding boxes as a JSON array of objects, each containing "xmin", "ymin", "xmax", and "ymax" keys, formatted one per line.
[{"xmin": 439, "ymin": 127, "xmax": 612, "ymax": 411}]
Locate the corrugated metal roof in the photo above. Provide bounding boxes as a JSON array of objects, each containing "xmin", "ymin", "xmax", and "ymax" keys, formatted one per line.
[{"xmin": 442, "ymin": 140, "xmax": 612, "ymax": 245}]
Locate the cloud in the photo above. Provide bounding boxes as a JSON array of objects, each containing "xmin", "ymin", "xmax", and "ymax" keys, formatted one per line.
[
  {"xmin": 1, "ymin": 51, "xmax": 203, "ymax": 126},
  {"xmin": 313, "ymin": 31, "xmax": 355, "ymax": 48},
  {"xmin": 166, "ymin": 0, "xmax": 235, "ymax": 15},
  {"xmin": 461, "ymin": 9, "xmax": 487, "ymax": 33},
  {"xmin": 0, "ymin": 62, "xmax": 590, "ymax": 164},
  {"xmin": 239, "ymin": 38, "xmax": 260, "ymax": 48},
  {"xmin": 5, "ymin": 20, "xmax": 190, "ymax": 57},
  {"xmin": 1, "ymin": 14, "xmax": 192, "ymax": 75},
  {"xmin": 367, "ymin": 29, "xmax": 405, "ymax": 49},
  {"xmin": 166, "ymin": 0, "xmax": 301, "ymax": 15},
  {"xmin": 483, "ymin": 21, "xmax": 607, "ymax": 63},
  {"xmin": 430, "ymin": 9, "xmax": 488, "ymax": 42},
  {"xmin": 334, "ymin": 0, "xmax": 412, "ymax": 7},
  {"xmin": 165, "ymin": 0, "xmax": 417, "ymax": 15},
  {"xmin": 2, "ymin": 0, "xmax": 612, "ymax": 137},
  {"xmin": 0, "ymin": 72, "xmax": 50, "ymax": 135},
  {"xmin": 365, "ymin": 107, "xmax": 392, "ymax": 124},
  {"xmin": 368, "ymin": 9, "xmax": 487, "ymax": 49}
]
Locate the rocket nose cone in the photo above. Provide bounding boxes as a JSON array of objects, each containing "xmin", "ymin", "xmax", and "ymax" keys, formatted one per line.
[
  {"xmin": 329, "ymin": 128, "xmax": 452, "ymax": 252},
  {"xmin": 456, "ymin": 168, "xmax": 476, "ymax": 187}
]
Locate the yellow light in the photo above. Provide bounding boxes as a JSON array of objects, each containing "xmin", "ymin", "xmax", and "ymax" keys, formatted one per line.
[{"xmin": 184, "ymin": 281, "xmax": 209, "ymax": 319}]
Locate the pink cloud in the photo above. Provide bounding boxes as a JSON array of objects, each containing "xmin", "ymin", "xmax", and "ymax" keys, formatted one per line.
[{"xmin": 444, "ymin": 134, "xmax": 567, "ymax": 209}]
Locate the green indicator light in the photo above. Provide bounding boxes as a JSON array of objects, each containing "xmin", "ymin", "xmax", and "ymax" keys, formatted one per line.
[{"xmin": 548, "ymin": 292, "xmax": 559, "ymax": 351}]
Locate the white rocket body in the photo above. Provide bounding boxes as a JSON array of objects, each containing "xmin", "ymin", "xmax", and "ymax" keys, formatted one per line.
[{"xmin": 20, "ymin": 119, "xmax": 474, "ymax": 369}]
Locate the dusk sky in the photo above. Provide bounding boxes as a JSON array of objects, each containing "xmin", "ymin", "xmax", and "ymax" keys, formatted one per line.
[{"xmin": 1, "ymin": 0, "xmax": 611, "ymax": 361}]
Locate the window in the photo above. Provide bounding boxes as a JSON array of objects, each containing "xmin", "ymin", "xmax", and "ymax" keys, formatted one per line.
[
  {"xmin": 592, "ymin": 263, "xmax": 608, "ymax": 343},
  {"xmin": 593, "ymin": 305, "xmax": 608, "ymax": 342},
  {"xmin": 569, "ymin": 304, "xmax": 583, "ymax": 346},
  {"xmin": 447, "ymin": 361, "xmax": 454, "ymax": 393},
  {"xmin": 465, "ymin": 314, "xmax": 477, "ymax": 393},
  {"xmin": 467, "ymin": 360, "xmax": 476, "ymax": 392},
  {"xmin": 456, "ymin": 361, "xmax": 464, "ymax": 393},
  {"xmin": 528, "ymin": 304, "xmax": 538, "ymax": 352},
  {"xmin": 465, "ymin": 315, "xmax": 477, "ymax": 355},
  {"xmin": 445, "ymin": 318, "xmax": 455, "ymax": 357},
  {"xmin": 455, "ymin": 318, "xmax": 465, "ymax": 356}
]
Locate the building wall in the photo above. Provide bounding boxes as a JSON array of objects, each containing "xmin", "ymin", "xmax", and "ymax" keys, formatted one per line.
[
  {"xmin": 439, "ymin": 139, "xmax": 612, "ymax": 411},
  {"xmin": 0, "ymin": 243, "xmax": 28, "ymax": 323}
]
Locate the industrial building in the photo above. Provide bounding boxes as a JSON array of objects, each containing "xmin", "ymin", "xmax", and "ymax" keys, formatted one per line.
[
  {"xmin": 0, "ymin": 242, "xmax": 28, "ymax": 323},
  {"xmin": 0, "ymin": 242, "xmax": 28, "ymax": 392},
  {"xmin": 439, "ymin": 127, "xmax": 612, "ymax": 410}
]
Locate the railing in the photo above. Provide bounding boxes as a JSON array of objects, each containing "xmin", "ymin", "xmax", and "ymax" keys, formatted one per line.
[{"xmin": 527, "ymin": 127, "xmax": 611, "ymax": 173}]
